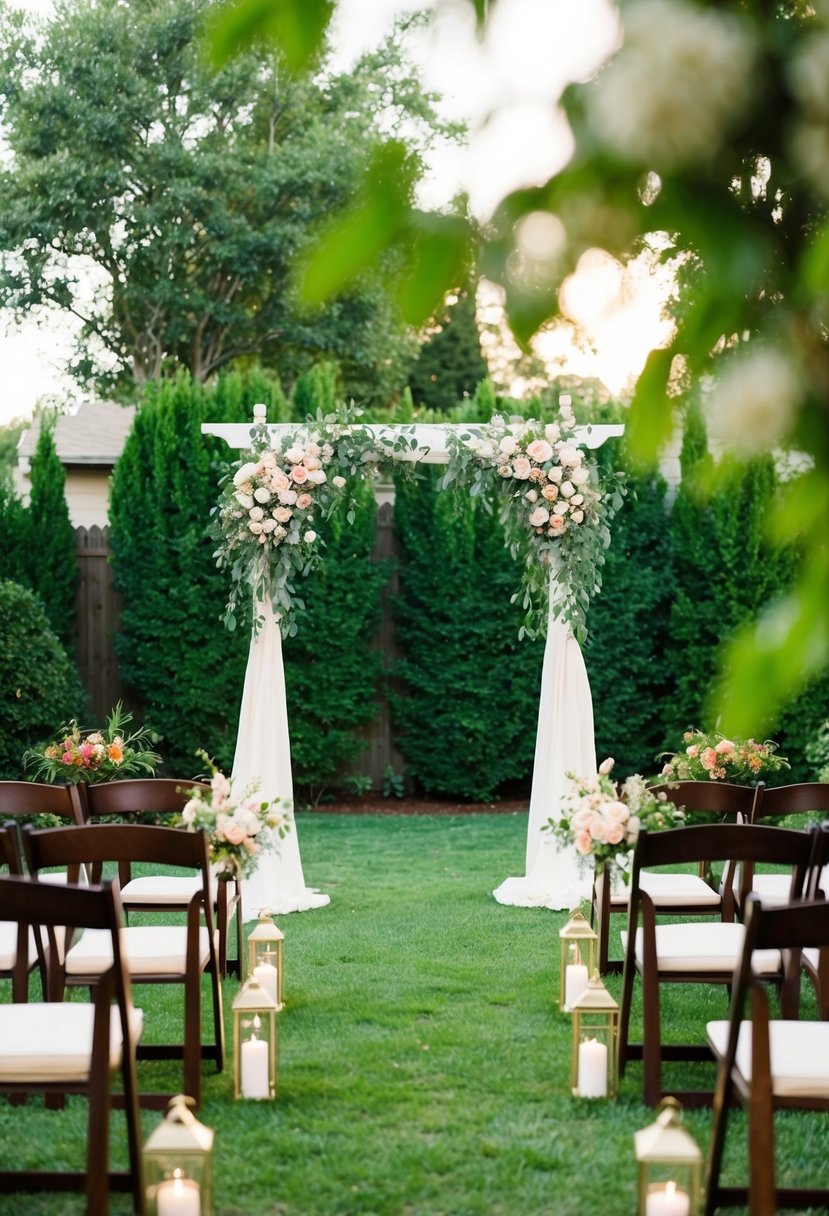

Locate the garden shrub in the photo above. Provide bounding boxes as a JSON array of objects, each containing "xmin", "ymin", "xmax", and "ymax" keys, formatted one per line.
[
  {"xmin": 391, "ymin": 466, "xmax": 543, "ymax": 800},
  {"xmin": 0, "ymin": 482, "xmax": 31, "ymax": 587},
  {"xmin": 23, "ymin": 412, "xmax": 78, "ymax": 649},
  {"xmin": 584, "ymin": 458, "xmax": 674, "ymax": 779},
  {"xmin": 0, "ymin": 579, "xmax": 85, "ymax": 779}
]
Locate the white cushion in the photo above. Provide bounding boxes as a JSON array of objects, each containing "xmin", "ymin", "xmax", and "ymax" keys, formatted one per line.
[
  {"xmin": 803, "ymin": 946, "xmax": 820, "ymax": 971},
  {"xmin": 65, "ymin": 926, "xmax": 212, "ymax": 976},
  {"xmin": 120, "ymin": 875, "xmax": 204, "ymax": 905},
  {"xmin": 621, "ymin": 922, "xmax": 781, "ymax": 973},
  {"xmin": 707, "ymin": 1019, "xmax": 829, "ymax": 1097},
  {"xmin": 0, "ymin": 1003, "xmax": 143, "ymax": 1082},
  {"xmin": 611, "ymin": 872, "xmax": 721, "ymax": 908},
  {"xmin": 0, "ymin": 921, "xmax": 35, "ymax": 971},
  {"xmin": 742, "ymin": 874, "xmax": 793, "ymax": 908}
]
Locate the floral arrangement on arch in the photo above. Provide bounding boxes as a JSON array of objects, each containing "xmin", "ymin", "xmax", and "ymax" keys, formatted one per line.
[
  {"xmin": 658, "ymin": 729, "xmax": 790, "ymax": 784},
  {"xmin": 24, "ymin": 702, "xmax": 161, "ymax": 785},
  {"xmin": 210, "ymin": 407, "xmax": 396, "ymax": 637},
  {"xmin": 545, "ymin": 758, "xmax": 686, "ymax": 881},
  {"xmin": 175, "ymin": 753, "xmax": 292, "ymax": 881},
  {"xmin": 443, "ymin": 400, "xmax": 625, "ymax": 640}
]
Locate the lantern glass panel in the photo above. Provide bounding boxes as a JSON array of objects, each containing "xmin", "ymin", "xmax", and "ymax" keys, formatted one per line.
[
  {"xmin": 232, "ymin": 978, "xmax": 279, "ymax": 1100},
  {"xmin": 143, "ymin": 1098, "xmax": 214, "ymax": 1216},
  {"xmin": 558, "ymin": 908, "xmax": 597, "ymax": 1011}
]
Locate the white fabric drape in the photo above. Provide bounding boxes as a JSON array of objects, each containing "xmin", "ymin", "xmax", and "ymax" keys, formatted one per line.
[
  {"xmin": 493, "ymin": 585, "xmax": 596, "ymax": 911},
  {"xmin": 233, "ymin": 600, "xmax": 330, "ymax": 916}
]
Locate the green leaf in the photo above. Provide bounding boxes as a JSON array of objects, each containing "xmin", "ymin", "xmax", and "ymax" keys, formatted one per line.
[
  {"xmin": 207, "ymin": 0, "xmax": 334, "ymax": 72},
  {"xmin": 396, "ymin": 214, "xmax": 472, "ymax": 326},
  {"xmin": 295, "ymin": 141, "xmax": 412, "ymax": 308},
  {"xmin": 626, "ymin": 347, "xmax": 676, "ymax": 469}
]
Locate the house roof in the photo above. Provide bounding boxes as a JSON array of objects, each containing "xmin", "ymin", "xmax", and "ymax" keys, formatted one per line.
[{"xmin": 17, "ymin": 400, "xmax": 136, "ymax": 465}]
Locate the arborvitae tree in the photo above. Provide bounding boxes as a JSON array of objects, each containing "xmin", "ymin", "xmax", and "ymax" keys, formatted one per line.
[
  {"xmin": 290, "ymin": 362, "xmax": 339, "ymax": 420},
  {"xmin": 284, "ymin": 479, "xmax": 390, "ymax": 803},
  {"xmin": 407, "ymin": 286, "xmax": 489, "ymax": 413},
  {"xmin": 26, "ymin": 410, "xmax": 77, "ymax": 649},
  {"xmin": 584, "ymin": 459, "xmax": 674, "ymax": 778},
  {"xmin": 665, "ymin": 403, "xmax": 791, "ymax": 743},
  {"xmin": 0, "ymin": 579, "xmax": 85, "ymax": 779},
  {"xmin": 0, "ymin": 482, "xmax": 31, "ymax": 587},
  {"xmin": 391, "ymin": 466, "xmax": 543, "ymax": 800}
]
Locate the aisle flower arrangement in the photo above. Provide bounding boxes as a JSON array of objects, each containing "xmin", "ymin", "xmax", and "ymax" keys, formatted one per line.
[
  {"xmin": 443, "ymin": 400, "xmax": 625, "ymax": 640},
  {"xmin": 211, "ymin": 407, "xmax": 393, "ymax": 637},
  {"xmin": 546, "ymin": 758, "xmax": 686, "ymax": 881},
  {"xmin": 176, "ymin": 753, "xmax": 292, "ymax": 881},
  {"xmin": 658, "ymin": 729, "xmax": 789, "ymax": 783},
  {"xmin": 24, "ymin": 702, "xmax": 161, "ymax": 784}
]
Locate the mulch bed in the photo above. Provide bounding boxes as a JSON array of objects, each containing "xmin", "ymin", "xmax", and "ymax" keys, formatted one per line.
[{"xmin": 304, "ymin": 795, "xmax": 529, "ymax": 816}]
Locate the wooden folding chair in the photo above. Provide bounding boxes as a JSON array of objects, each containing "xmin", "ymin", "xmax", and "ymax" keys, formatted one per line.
[
  {"xmin": 0, "ymin": 868, "xmax": 144, "ymax": 1216},
  {"xmin": 0, "ymin": 821, "xmax": 33, "ymax": 1003},
  {"xmin": 592, "ymin": 782, "xmax": 761, "ymax": 974},
  {"xmin": 23, "ymin": 821, "xmax": 224, "ymax": 1109},
  {"xmin": 740, "ymin": 781, "xmax": 829, "ymax": 906},
  {"xmin": 75, "ymin": 778, "xmax": 243, "ymax": 977},
  {"xmin": 705, "ymin": 886, "xmax": 829, "ymax": 1216},
  {"xmin": 618, "ymin": 821, "xmax": 815, "ymax": 1107}
]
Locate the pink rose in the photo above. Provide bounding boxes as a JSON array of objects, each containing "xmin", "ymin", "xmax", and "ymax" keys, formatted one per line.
[
  {"xmin": 271, "ymin": 469, "xmax": 290, "ymax": 491},
  {"xmin": 572, "ymin": 807, "xmax": 594, "ymax": 830},
  {"xmin": 550, "ymin": 514, "xmax": 565, "ymax": 528},
  {"xmin": 701, "ymin": 747, "xmax": 719, "ymax": 771},
  {"xmin": 589, "ymin": 814, "xmax": 609, "ymax": 843},
  {"xmin": 291, "ymin": 465, "xmax": 309, "ymax": 484},
  {"xmin": 607, "ymin": 823, "xmax": 625, "ymax": 846},
  {"xmin": 605, "ymin": 800, "xmax": 629, "ymax": 824},
  {"xmin": 296, "ymin": 492, "xmax": 313, "ymax": 510},
  {"xmin": 574, "ymin": 829, "xmax": 593, "ymax": 855},
  {"xmin": 526, "ymin": 438, "xmax": 553, "ymax": 463},
  {"xmin": 216, "ymin": 814, "xmax": 246, "ymax": 846},
  {"xmin": 275, "ymin": 506, "xmax": 292, "ymax": 523},
  {"xmin": 512, "ymin": 457, "xmax": 532, "ymax": 480},
  {"xmin": 529, "ymin": 506, "xmax": 550, "ymax": 527},
  {"xmin": 278, "ymin": 489, "xmax": 297, "ymax": 506},
  {"xmin": 686, "ymin": 744, "xmax": 700, "ymax": 758},
  {"xmin": 715, "ymin": 739, "xmax": 735, "ymax": 754}
]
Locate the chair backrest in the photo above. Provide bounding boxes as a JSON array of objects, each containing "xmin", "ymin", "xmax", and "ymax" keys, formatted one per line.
[
  {"xmin": 752, "ymin": 782, "xmax": 829, "ymax": 823},
  {"xmin": 0, "ymin": 780, "xmax": 81, "ymax": 823},
  {"xmin": 0, "ymin": 822, "xmax": 24, "ymax": 876},
  {"xmin": 649, "ymin": 781, "xmax": 762, "ymax": 820},
  {"xmin": 77, "ymin": 778, "xmax": 209, "ymax": 823}
]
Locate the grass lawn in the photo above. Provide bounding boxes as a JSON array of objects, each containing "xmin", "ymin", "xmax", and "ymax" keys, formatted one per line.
[{"xmin": 0, "ymin": 811, "xmax": 827, "ymax": 1214}]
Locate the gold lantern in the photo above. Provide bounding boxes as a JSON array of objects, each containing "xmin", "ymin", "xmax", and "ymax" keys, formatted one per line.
[
  {"xmin": 232, "ymin": 975, "xmax": 279, "ymax": 1100},
  {"xmin": 143, "ymin": 1094, "xmax": 214, "ymax": 1216},
  {"xmin": 634, "ymin": 1097, "xmax": 702, "ymax": 1216},
  {"xmin": 559, "ymin": 907, "xmax": 597, "ymax": 1011},
  {"xmin": 247, "ymin": 909, "xmax": 284, "ymax": 1010},
  {"xmin": 570, "ymin": 973, "xmax": 619, "ymax": 1099}
]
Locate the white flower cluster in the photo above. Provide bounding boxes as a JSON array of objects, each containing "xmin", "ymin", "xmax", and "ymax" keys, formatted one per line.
[
  {"xmin": 588, "ymin": 0, "xmax": 757, "ymax": 171},
  {"xmin": 703, "ymin": 347, "xmax": 801, "ymax": 456}
]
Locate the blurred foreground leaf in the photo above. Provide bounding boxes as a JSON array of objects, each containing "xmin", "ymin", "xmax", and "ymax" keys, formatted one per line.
[
  {"xmin": 396, "ymin": 213, "xmax": 473, "ymax": 326},
  {"xmin": 207, "ymin": 0, "xmax": 334, "ymax": 71}
]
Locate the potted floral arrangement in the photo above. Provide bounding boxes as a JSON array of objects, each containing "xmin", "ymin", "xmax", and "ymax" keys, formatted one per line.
[
  {"xmin": 658, "ymin": 729, "xmax": 789, "ymax": 784},
  {"xmin": 175, "ymin": 753, "xmax": 292, "ymax": 881},
  {"xmin": 546, "ymin": 758, "xmax": 686, "ymax": 884},
  {"xmin": 24, "ymin": 702, "xmax": 161, "ymax": 784}
]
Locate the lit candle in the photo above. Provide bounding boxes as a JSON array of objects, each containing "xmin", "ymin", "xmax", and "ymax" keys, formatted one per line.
[
  {"xmin": 564, "ymin": 963, "xmax": 588, "ymax": 1010},
  {"xmin": 253, "ymin": 961, "xmax": 278, "ymax": 1005},
  {"xmin": 156, "ymin": 1170, "xmax": 201, "ymax": 1216},
  {"xmin": 645, "ymin": 1181, "xmax": 690, "ymax": 1216},
  {"xmin": 577, "ymin": 1037, "xmax": 608, "ymax": 1098},
  {"xmin": 241, "ymin": 1033, "xmax": 270, "ymax": 1099}
]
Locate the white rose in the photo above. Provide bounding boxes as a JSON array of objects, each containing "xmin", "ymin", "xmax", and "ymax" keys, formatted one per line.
[
  {"xmin": 248, "ymin": 505, "xmax": 265, "ymax": 522},
  {"xmin": 560, "ymin": 481, "xmax": 575, "ymax": 498},
  {"xmin": 233, "ymin": 462, "xmax": 259, "ymax": 487},
  {"xmin": 525, "ymin": 489, "xmax": 538, "ymax": 503},
  {"xmin": 570, "ymin": 466, "xmax": 590, "ymax": 486},
  {"xmin": 547, "ymin": 466, "xmax": 563, "ymax": 483},
  {"xmin": 278, "ymin": 489, "xmax": 298, "ymax": 506},
  {"xmin": 570, "ymin": 509, "xmax": 585, "ymax": 523},
  {"xmin": 262, "ymin": 518, "xmax": 277, "ymax": 533},
  {"xmin": 285, "ymin": 445, "xmax": 305, "ymax": 464},
  {"xmin": 235, "ymin": 491, "xmax": 254, "ymax": 510},
  {"xmin": 499, "ymin": 436, "xmax": 519, "ymax": 456},
  {"xmin": 544, "ymin": 423, "xmax": 560, "ymax": 443},
  {"xmin": 557, "ymin": 445, "xmax": 582, "ymax": 467},
  {"xmin": 332, "ymin": 475, "xmax": 347, "ymax": 488},
  {"xmin": 181, "ymin": 799, "xmax": 200, "ymax": 825},
  {"xmin": 254, "ymin": 486, "xmax": 272, "ymax": 504},
  {"xmin": 304, "ymin": 530, "xmax": 317, "ymax": 543},
  {"xmin": 248, "ymin": 520, "xmax": 264, "ymax": 535},
  {"xmin": 306, "ymin": 468, "xmax": 327, "ymax": 484},
  {"xmin": 529, "ymin": 506, "xmax": 550, "ymax": 527},
  {"xmin": 570, "ymin": 494, "xmax": 584, "ymax": 506}
]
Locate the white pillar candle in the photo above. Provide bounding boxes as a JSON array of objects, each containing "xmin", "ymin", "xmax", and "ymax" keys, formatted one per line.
[
  {"xmin": 645, "ymin": 1182, "xmax": 690, "ymax": 1216},
  {"xmin": 577, "ymin": 1037, "xmax": 608, "ymax": 1098},
  {"xmin": 241, "ymin": 1035, "xmax": 271, "ymax": 1099},
  {"xmin": 564, "ymin": 963, "xmax": 588, "ymax": 1010},
  {"xmin": 156, "ymin": 1170, "xmax": 201, "ymax": 1216},
  {"xmin": 253, "ymin": 961, "xmax": 278, "ymax": 1005}
]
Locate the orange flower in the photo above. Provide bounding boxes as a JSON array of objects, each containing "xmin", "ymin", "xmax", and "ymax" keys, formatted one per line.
[{"xmin": 107, "ymin": 743, "xmax": 123, "ymax": 763}]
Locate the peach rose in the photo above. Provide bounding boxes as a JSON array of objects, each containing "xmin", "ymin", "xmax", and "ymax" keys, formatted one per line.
[
  {"xmin": 295, "ymin": 493, "xmax": 313, "ymax": 510},
  {"xmin": 512, "ymin": 457, "xmax": 532, "ymax": 480},
  {"xmin": 291, "ymin": 465, "xmax": 309, "ymax": 484},
  {"xmin": 607, "ymin": 822, "xmax": 625, "ymax": 846},
  {"xmin": 574, "ymin": 829, "xmax": 593, "ymax": 855},
  {"xmin": 529, "ymin": 506, "xmax": 550, "ymax": 527},
  {"xmin": 541, "ymin": 484, "xmax": 559, "ymax": 501},
  {"xmin": 526, "ymin": 438, "xmax": 553, "ymax": 463}
]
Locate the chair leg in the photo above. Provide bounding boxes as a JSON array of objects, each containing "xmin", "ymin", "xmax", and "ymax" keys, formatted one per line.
[
  {"xmin": 747, "ymin": 988, "xmax": 776, "ymax": 1216},
  {"xmin": 704, "ymin": 1058, "xmax": 735, "ymax": 1216},
  {"xmin": 86, "ymin": 1033, "xmax": 112, "ymax": 1216},
  {"xmin": 641, "ymin": 958, "xmax": 663, "ymax": 1106},
  {"xmin": 594, "ymin": 870, "xmax": 612, "ymax": 975},
  {"xmin": 183, "ymin": 972, "xmax": 202, "ymax": 1107},
  {"xmin": 210, "ymin": 968, "xmax": 225, "ymax": 1073}
]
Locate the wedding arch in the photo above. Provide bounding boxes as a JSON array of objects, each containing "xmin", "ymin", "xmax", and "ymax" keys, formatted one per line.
[{"xmin": 202, "ymin": 405, "xmax": 623, "ymax": 915}]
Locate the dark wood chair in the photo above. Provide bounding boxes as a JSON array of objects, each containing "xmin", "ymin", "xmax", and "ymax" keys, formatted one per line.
[
  {"xmin": 23, "ymin": 820, "xmax": 224, "ymax": 1109},
  {"xmin": 0, "ymin": 821, "xmax": 33, "ymax": 1003},
  {"xmin": 704, "ymin": 886, "xmax": 829, "ymax": 1216},
  {"xmin": 618, "ymin": 821, "xmax": 815, "ymax": 1107},
  {"xmin": 75, "ymin": 778, "xmax": 243, "ymax": 977},
  {"xmin": 592, "ymin": 782, "xmax": 762, "ymax": 974},
  {"xmin": 740, "ymin": 782, "xmax": 829, "ymax": 907},
  {"xmin": 0, "ymin": 869, "xmax": 144, "ymax": 1216}
]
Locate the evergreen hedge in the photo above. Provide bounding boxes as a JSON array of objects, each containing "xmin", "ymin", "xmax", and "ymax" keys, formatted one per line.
[
  {"xmin": 25, "ymin": 412, "xmax": 78, "ymax": 649},
  {"xmin": 0, "ymin": 580, "xmax": 85, "ymax": 779},
  {"xmin": 391, "ymin": 466, "xmax": 544, "ymax": 800}
]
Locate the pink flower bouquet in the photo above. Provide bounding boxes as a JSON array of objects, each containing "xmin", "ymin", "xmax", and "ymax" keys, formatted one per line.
[{"xmin": 659, "ymin": 729, "xmax": 789, "ymax": 784}]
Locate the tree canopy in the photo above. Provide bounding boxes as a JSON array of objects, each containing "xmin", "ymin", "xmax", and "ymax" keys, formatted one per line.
[{"xmin": 0, "ymin": 0, "xmax": 449, "ymax": 407}]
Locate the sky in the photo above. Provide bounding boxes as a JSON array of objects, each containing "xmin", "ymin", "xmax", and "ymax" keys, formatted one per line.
[{"xmin": 0, "ymin": 0, "xmax": 669, "ymax": 426}]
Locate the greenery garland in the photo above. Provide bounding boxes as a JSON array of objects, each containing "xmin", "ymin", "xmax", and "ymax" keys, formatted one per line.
[{"xmin": 441, "ymin": 402, "xmax": 626, "ymax": 642}]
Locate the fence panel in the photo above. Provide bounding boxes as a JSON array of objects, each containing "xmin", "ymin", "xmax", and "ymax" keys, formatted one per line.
[{"xmin": 74, "ymin": 525, "xmax": 124, "ymax": 719}]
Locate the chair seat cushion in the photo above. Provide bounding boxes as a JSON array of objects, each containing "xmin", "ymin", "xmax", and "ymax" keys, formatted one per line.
[
  {"xmin": 611, "ymin": 872, "xmax": 721, "ymax": 909},
  {"xmin": 0, "ymin": 1003, "xmax": 144, "ymax": 1082},
  {"xmin": 707, "ymin": 1019, "xmax": 829, "ymax": 1097},
  {"xmin": 740, "ymin": 873, "xmax": 793, "ymax": 908},
  {"xmin": 66, "ymin": 926, "xmax": 212, "ymax": 976},
  {"xmin": 120, "ymin": 875, "xmax": 204, "ymax": 905},
  {"xmin": 621, "ymin": 922, "xmax": 780, "ymax": 973},
  {"xmin": 0, "ymin": 921, "xmax": 35, "ymax": 971}
]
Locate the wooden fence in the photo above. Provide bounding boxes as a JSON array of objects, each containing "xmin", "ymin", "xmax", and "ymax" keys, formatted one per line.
[{"xmin": 73, "ymin": 512, "xmax": 402, "ymax": 787}]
